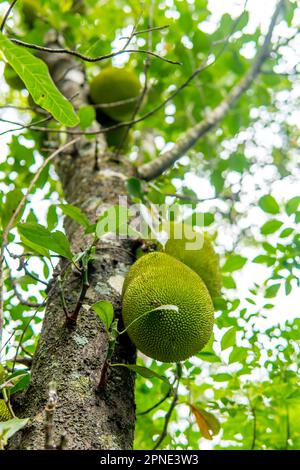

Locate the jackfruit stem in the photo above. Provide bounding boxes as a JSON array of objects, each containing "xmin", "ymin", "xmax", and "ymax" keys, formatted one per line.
[{"xmin": 118, "ymin": 304, "xmax": 179, "ymax": 335}]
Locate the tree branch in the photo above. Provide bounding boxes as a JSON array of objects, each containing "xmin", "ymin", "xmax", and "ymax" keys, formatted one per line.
[
  {"xmin": 137, "ymin": 0, "xmax": 284, "ymax": 181},
  {"xmin": 114, "ymin": 0, "xmax": 154, "ymax": 157},
  {"xmin": 10, "ymin": 38, "xmax": 181, "ymax": 66},
  {"xmin": 4, "ymin": 257, "xmax": 43, "ymax": 308},
  {"xmin": 0, "ymin": 0, "xmax": 18, "ymax": 33}
]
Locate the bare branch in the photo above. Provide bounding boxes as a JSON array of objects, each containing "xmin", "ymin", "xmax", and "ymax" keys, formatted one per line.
[
  {"xmin": 10, "ymin": 37, "xmax": 181, "ymax": 66},
  {"xmin": 114, "ymin": 0, "xmax": 154, "ymax": 157},
  {"xmin": 119, "ymin": 24, "xmax": 170, "ymax": 40},
  {"xmin": 152, "ymin": 363, "xmax": 182, "ymax": 450},
  {"xmin": 137, "ymin": 0, "xmax": 284, "ymax": 181},
  {"xmin": 9, "ymin": 356, "xmax": 33, "ymax": 368},
  {"xmin": 0, "ymin": 0, "xmax": 18, "ymax": 33},
  {"xmin": 4, "ymin": 257, "xmax": 43, "ymax": 308}
]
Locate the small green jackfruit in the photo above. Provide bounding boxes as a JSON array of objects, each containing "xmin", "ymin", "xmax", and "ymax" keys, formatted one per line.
[
  {"xmin": 0, "ymin": 400, "xmax": 11, "ymax": 422},
  {"xmin": 161, "ymin": 222, "xmax": 222, "ymax": 299},
  {"xmin": 122, "ymin": 252, "xmax": 214, "ymax": 362},
  {"xmin": 4, "ymin": 64, "xmax": 25, "ymax": 91},
  {"xmin": 89, "ymin": 67, "xmax": 141, "ymax": 122}
]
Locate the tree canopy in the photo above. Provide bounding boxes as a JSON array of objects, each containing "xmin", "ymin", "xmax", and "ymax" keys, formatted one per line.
[{"xmin": 0, "ymin": 0, "xmax": 299, "ymax": 450}]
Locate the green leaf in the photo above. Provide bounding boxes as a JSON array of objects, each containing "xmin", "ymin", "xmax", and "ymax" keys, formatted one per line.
[
  {"xmin": 252, "ymin": 255, "xmax": 276, "ymax": 266},
  {"xmin": 222, "ymin": 255, "xmax": 247, "ymax": 272},
  {"xmin": 18, "ymin": 223, "xmax": 73, "ymax": 260},
  {"xmin": 265, "ymin": 283, "xmax": 280, "ymax": 298},
  {"xmin": 126, "ymin": 178, "xmax": 144, "ymax": 200},
  {"xmin": 211, "ymin": 373, "xmax": 232, "ymax": 382},
  {"xmin": 193, "ymin": 30, "xmax": 210, "ymax": 53},
  {"xmin": 59, "ymin": 204, "xmax": 91, "ymax": 230},
  {"xmin": 1, "ymin": 188, "xmax": 24, "ymax": 229},
  {"xmin": 260, "ymin": 219, "xmax": 283, "ymax": 235},
  {"xmin": 20, "ymin": 235, "xmax": 50, "ymax": 258},
  {"xmin": 262, "ymin": 242, "xmax": 276, "ymax": 254},
  {"xmin": 228, "ymin": 347, "xmax": 247, "ymax": 364},
  {"xmin": 285, "ymin": 280, "xmax": 292, "ymax": 296},
  {"xmin": 287, "ymin": 389, "xmax": 300, "ymax": 401},
  {"xmin": 51, "ymin": 231, "xmax": 73, "ymax": 260},
  {"xmin": 0, "ymin": 418, "xmax": 29, "ymax": 446},
  {"xmin": 197, "ymin": 352, "xmax": 221, "ymax": 363},
  {"xmin": 221, "ymin": 327, "xmax": 236, "ymax": 351},
  {"xmin": 0, "ymin": 33, "xmax": 79, "ymax": 127},
  {"xmin": 92, "ymin": 300, "xmax": 114, "ymax": 332},
  {"xmin": 203, "ymin": 213, "xmax": 215, "ymax": 226},
  {"xmin": 258, "ymin": 195, "xmax": 280, "ymax": 214},
  {"xmin": 222, "ymin": 276, "xmax": 236, "ymax": 289},
  {"xmin": 47, "ymin": 205, "xmax": 58, "ymax": 231},
  {"xmin": 6, "ymin": 371, "xmax": 30, "ymax": 395},
  {"xmin": 78, "ymin": 106, "xmax": 96, "ymax": 130},
  {"xmin": 279, "ymin": 227, "xmax": 293, "ymax": 238},
  {"xmin": 285, "ymin": 196, "xmax": 300, "ymax": 215}
]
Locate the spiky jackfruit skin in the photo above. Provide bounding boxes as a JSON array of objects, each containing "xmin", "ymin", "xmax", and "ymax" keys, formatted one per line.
[
  {"xmin": 162, "ymin": 223, "xmax": 222, "ymax": 299},
  {"xmin": 122, "ymin": 251, "xmax": 165, "ymax": 297},
  {"xmin": 0, "ymin": 400, "xmax": 11, "ymax": 422},
  {"xmin": 122, "ymin": 252, "xmax": 214, "ymax": 362},
  {"xmin": 4, "ymin": 64, "xmax": 25, "ymax": 90},
  {"xmin": 89, "ymin": 67, "xmax": 141, "ymax": 122}
]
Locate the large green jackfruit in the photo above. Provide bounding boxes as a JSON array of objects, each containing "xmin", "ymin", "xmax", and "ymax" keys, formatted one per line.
[
  {"xmin": 89, "ymin": 66, "xmax": 141, "ymax": 122},
  {"xmin": 161, "ymin": 222, "xmax": 222, "ymax": 299},
  {"xmin": 0, "ymin": 400, "xmax": 11, "ymax": 422},
  {"xmin": 122, "ymin": 252, "xmax": 214, "ymax": 362}
]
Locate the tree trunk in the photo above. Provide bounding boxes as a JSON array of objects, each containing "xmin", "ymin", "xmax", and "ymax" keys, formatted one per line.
[{"xmin": 9, "ymin": 35, "xmax": 137, "ymax": 450}]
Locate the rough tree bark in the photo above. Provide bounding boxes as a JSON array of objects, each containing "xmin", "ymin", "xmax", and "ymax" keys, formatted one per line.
[{"xmin": 10, "ymin": 34, "xmax": 137, "ymax": 450}]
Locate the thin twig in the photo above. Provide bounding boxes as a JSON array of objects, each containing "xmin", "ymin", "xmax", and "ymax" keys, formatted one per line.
[
  {"xmin": 4, "ymin": 257, "xmax": 43, "ymax": 308},
  {"xmin": 152, "ymin": 363, "xmax": 182, "ymax": 450},
  {"xmin": 250, "ymin": 406, "xmax": 257, "ymax": 450},
  {"xmin": 10, "ymin": 356, "xmax": 33, "ymax": 368},
  {"xmin": 119, "ymin": 24, "xmax": 169, "ymax": 40},
  {"xmin": 138, "ymin": 389, "xmax": 172, "ymax": 416},
  {"xmin": 10, "ymin": 38, "xmax": 181, "ymax": 65},
  {"xmin": 114, "ymin": 0, "xmax": 154, "ymax": 157},
  {"xmin": 0, "ymin": 0, "xmax": 18, "ymax": 33},
  {"xmin": 121, "ymin": 7, "xmax": 144, "ymax": 51},
  {"xmin": 285, "ymin": 405, "xmax": 290, "ymax": 450}
]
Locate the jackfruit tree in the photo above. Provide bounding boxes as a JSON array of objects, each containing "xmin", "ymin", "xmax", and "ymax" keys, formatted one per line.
[{"xmin": 0, "ymin": 0, "xmax": 300, "ymax": 453}]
